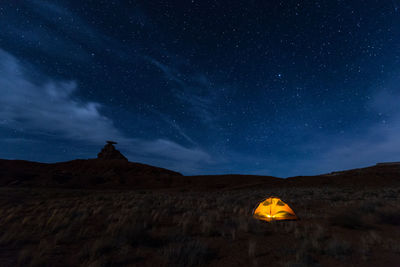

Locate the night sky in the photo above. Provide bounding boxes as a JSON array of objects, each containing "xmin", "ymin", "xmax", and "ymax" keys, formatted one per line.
[{"xmin": 1, "ymin": 0, "xmax": 400, "ymax": 177}]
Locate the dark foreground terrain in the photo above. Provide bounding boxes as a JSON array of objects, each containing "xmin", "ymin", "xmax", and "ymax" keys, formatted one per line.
[
  {"xmin": 0, "ymin": 184, "xmax": 399, "ymax": 266},
  {"xmin": 1, "ymin": 154, "xmax": 400, "ymax": 266}
]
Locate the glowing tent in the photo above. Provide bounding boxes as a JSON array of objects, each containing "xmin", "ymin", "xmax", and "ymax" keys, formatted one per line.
[{"xmin": 253, "ymin": 197, "xmax": 298, "ymax": 222}]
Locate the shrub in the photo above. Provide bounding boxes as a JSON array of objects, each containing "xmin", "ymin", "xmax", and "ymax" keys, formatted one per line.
[
  {"xmin": 329, "ymin": 210, "xmax": 372, "ymax": 230},
  {"xmin": 18, "ymin": 247, "xmax": 33, "ymax": 266},
  {"xmin": 91, "ymin": 237, "xmax": 119, "ymax": 258},
  {"xmin": 111, "ymin": 222, "xmax": 163, "ymax": 248},
  {"xmin": 378, "ymin": 207, "xmax": 400, "ymax": 225},
  {"xmin": 248, "ymin": 239, "xmax": 256, "ymax": 258},
  {"xmin": 325, "ymin": 238, "xmax": 352, "ymax": 260},
  {"xmin": 360, "ymin": 231, "xmax": 381, "ymax": 260},
  {"xmin": 163, "ymin": 238, "xmax": 216, "ymax": 266}
]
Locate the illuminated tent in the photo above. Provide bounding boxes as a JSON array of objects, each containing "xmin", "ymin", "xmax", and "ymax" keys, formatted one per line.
[{"xmin": 253, "ymin": 197, "xmax": 298, "ymax": 222}]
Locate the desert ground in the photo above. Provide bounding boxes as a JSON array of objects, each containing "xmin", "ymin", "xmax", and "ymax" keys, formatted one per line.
[{"xmin": 0, "ymin": 184, "xmax": 399, "ymax": 267}]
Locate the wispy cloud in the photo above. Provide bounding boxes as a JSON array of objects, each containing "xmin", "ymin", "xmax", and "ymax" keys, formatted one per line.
[
  {"xmin": 147, "ymin": 57, "xmax": 222, "ymax": 124},
  {"xmin": 126, "ymin": 139, "xmax": 213, "ymax": 174},
  {"xmin": 152, "ymin": 110, "xmax": 197, "ymax": 146},
  {"xmin": 147, "ymin": 58, "xmax": 186, "ymax": 87},
  {"xmin": 0, "ymin": 48, "xmax": 213, "ymax": 173},
  {"xmin": 0, "ymin": 0, "xmax": 142, "ymax": 64}
]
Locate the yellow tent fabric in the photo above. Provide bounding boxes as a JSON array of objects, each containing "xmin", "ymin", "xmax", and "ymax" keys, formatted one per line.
[{"xmin": 253, "ymin": 197, "xmax": 298, "ymax": 222}]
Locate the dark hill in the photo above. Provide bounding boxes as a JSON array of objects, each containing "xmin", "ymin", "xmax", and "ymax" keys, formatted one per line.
[
  {"xmin": 286, "ymin": 163, "xmax": 400, "ymax": 187},
  {"xmin": 1, "ymin": 141, "xmax": 399, "ymax": 190},
  {"xmin": 0, "ymin": 159, "xmax": 399, "ymax": 190},
  {"xmin": 0, "ymin": 159, "xmax": 183, "ymax": 189},
  {"xmin": 0, "ymin": 159, "xmax": 283, "ymax": 190}
]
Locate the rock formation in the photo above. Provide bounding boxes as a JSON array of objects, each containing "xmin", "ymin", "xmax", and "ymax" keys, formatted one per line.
[{"xmin": 97, "ymin": 141, "xmax": 128, "ymax": 161}]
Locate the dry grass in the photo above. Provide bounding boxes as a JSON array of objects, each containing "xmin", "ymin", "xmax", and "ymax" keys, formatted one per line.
[
  {"xmin": 162, "ymin": 237, "xmax": 216, "ymax": 266},
  {"xmin": 0, "ymin": 186, "xmax": 399, "ymax": 266},
  {"xmin": 329, "ymin": 208, "xmax": 373, "ymax": 230},
  {"xmin": 325, "ymin": 238, "xmax": 352, "ymax": 260}
]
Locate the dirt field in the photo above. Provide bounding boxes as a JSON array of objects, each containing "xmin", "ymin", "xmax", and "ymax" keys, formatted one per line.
[{"xmin": 0, "ymin": 186, "xmax": 399, "ymax": 266}]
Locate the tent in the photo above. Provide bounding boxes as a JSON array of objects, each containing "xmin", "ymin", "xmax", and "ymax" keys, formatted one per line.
[{"xmin": 253, "ymin": 197, "xmax": 298, "ymax": 222}]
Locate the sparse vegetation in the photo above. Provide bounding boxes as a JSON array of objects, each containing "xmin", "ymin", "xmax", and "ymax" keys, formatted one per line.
[
  {"xmin": 329, "ymin": 208, "xmax": 373, "ymax": 230},
  {"xmin": 325, "ymin": 238, "xmax": 352, "ymax": 260},
  {"xmin": 162, "ymin": 238, "xmax": 216, "ymax": 266},
  {"xmin": 0, "ymin": 186, "xmax": 399, "ymax": 266}
]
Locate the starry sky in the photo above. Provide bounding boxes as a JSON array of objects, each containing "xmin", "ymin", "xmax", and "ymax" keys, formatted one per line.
[{"xmin": 1, "ymin": 0, "xmax": 400, "ymax": 177}]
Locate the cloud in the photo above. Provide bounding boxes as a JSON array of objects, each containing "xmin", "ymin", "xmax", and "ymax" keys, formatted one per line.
[
  {"xmin": 147, "ymin": 58, "xmax": 186, "ymax": 87},
  {"xmin": 147, "ymin": 57, "xmax": 221, "ymax": 124},
  {"xmin": 0, "ymin": 0, "xmax": 143, "ymax": 64},
  {"xmin": 152, "ymin": 110, "xmax": 197, "ymax": 145},
  {"xmin": 0, "ymin": 48, "xmax": 212, "ymax": 173},
  {"xmin": 126, "ymin": 139, "xmax": 213, "ymax": 174},
  {"xmin": 0, "ymin": 49, "xmax": 121, "ymax": 143}
]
